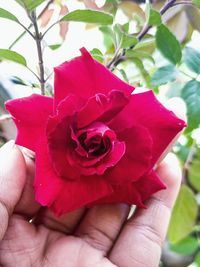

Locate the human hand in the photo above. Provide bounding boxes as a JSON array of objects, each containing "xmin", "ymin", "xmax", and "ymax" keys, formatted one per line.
[{"xmin": 0, "ymin": 141, "xmax": 181, "ymax": 267}]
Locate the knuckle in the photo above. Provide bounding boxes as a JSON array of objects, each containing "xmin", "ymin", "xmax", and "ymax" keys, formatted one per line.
[
  {"xmin": 80, "ymin": 223, "xmax": 114, "ymax": 252},
  {"xmin": 128, "ymin": 221, "xmax": 163, "ymax": 247}
]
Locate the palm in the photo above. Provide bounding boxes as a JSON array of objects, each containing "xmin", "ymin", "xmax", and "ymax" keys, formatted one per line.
[
  {"xmin": 1, "ymin": 214, "xmax": 115, "ymax": 267},
  {"xmin": 0, "ymin": 144, "xmax": 181, "ymax": 267}
]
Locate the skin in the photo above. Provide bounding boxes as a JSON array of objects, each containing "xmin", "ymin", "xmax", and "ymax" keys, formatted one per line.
[{"xmin": 0, "ymin": 140, "xmax": 182, "ymax": 267}]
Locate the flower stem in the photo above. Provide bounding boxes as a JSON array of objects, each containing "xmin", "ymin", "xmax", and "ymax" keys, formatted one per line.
[
  {"xmin": 41, "ymin": 21, "xmax": 58, "ymax": 38},
  {"xmin": 172, "ymin": 1, "xmax": 194, "ymax": 7},
  {"xmin": 9, "ymin": 0, "xmax": 54, "ymax": 50},
  {"xmin": 133, "ymin": 0, "xmax": 177, "ymax": 47},
  {"xmin": 180, "ymin": 69, "xmax": 195, "ymax": 79},
  {"xmin": 182, "ymin": 141, "xmax": 197, "ymax": 191},
  {"xmin": 31, "ymin": 11, "xmax": 45, "ymax": 95}
]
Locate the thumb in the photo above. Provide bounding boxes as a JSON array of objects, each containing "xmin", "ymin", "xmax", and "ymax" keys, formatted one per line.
[{"xmin": 0, "ymin": 141, "xmax": 26, "ymax": 240}]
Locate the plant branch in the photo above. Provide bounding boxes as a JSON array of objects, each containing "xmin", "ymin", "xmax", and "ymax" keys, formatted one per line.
[
  {"xmin": 182, "ymin": 141, "xmax": 197, "ymax": 186},
  {"xmin": 106, "ymin": 41, "xmax": 123, "ymax": 69},
  {"xmin": 9, "ymin": 0, "xmax": 54, "ymax": 50},
  {"xmin": 172, "ymin": 1, "xmax": 194, "ymax": 6},
  {"xmin": 45, "ymin": 71, "xmax": 53, "ymax": 82},
  {"xmin": 17, "ymin": 21, "xmax": 35, "ymax": 39},
  {"xmin": 31, "ymin": 11, "xmax": 45, "ymax": 95},
  {"xmin": 26, "ymin": 66, "xmax": 41, "ymax": 81},
  {"xmin": 180, "ymin": 70, "xmax": 195, "ymax": 79},
  {"xmin": 183, "ymin": 145, "xmax": 196, "ymax": 174},
  {"xmin": 41, "ymin": 21, "xmax": 58, "ymax": 38},
  {"xmin": 107, "ymin": 0, "xmax": 179, "ymax": 70},
  {"xmin": 136, "ymin": 0, "xmax": 177, "ymax": 43}
]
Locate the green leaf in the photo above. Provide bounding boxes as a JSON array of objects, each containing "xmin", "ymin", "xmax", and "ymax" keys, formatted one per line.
[
  {"xmin": 117, "ymin": 68, "xmax": 129, "ymax": 83},
  {"xmin": 168, "ymin": 185, "xmax": 198, "ymax": 244},
  {"xmin": 113, "ymin": 24, "xmax": 124, "ymax": 47},
  {"xmin": 148, "ymin": 9, "xmax": 162, "ymax": 26},
  {"xmin": 60, "ymin": 10, "xmax": 113, "ymax": 25},
  {"xmin": 113, "ymin": 24, "xmax": 137, "ymax": 49},
  {"xmin": 146, "ymin": 4, "xmax": 162, "ymax": 26},
  {"xmin": 0, "ymin": 8, "xmax": 19, "ymax": 22},
  {"xmin": 131, "ymin": 57, "xmax": 152, "ymax": 86},
  {"xmin": 166, "ymin": 81, "xmax": 183, "ymax": 99},
  {"xmin": 49, "ymin": 44, "xmax": 62, "ymax": 50},
  {"xmin": 99, "ymin": 26, "xmax": 116, "ymax": 50},
  {"xmin": 184, "ymin": 47, "xmax": 200, "ymax": 74},
  {"xmin": 188, "ymin": 148, "xmax": 200, "ymax": 192},
  {"xmin": 156, "ymin": 24, "xmax": 182, "ymax": 65},
  {"xmin": 170, "ymin": 235, "xmax": 199, "ymax": 255},
  {"xmin": 181, "ymin": 80, "xmax": 200, "ymax": 130},
  {"xmin": 192, "ymin": 0, "xmax": 200, "ymax": 8},
  {"xmin": 126, "ymin": 49, "xmax": 155, "ymax": 64},
  {"xmin": 0, "ymin": 49, "xmax": 27, "ymax": 66},
  {"xmin": 151, "ymin": 65, "xmax": 178, "ymax": 87},
  {"xmin": 90, "ymin": 48, "xmax": 104, "ymax": 63},
  {"xmin": 194, "ymin": 252, "xmax": 200, "ymax": 266},
  {"xmin": 122, "ymin": 22, "xmax": 129, "ymax": 33},
  {"xmin": 122, "ymin": 34, "xmax": 138, "ymax": 48},
  {"xmin": 134, "ymin": 39, "xmax": 156, "ymax": 54},
  {"xmin": 10, "ymin": 76, "xmax": 28, "ymax": 86},
  {"xmin": 15, "ymin": 0, "xmax": 45, "ymax": 11}
]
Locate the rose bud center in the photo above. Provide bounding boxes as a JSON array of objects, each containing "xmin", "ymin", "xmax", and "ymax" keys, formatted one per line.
[
  {"xmin": 71, "ymin": 122, "xmax": 115, "ymax": 160},
  {"xmin": 79, "ymin": 132, "xmax": 111, "ymax": 157},
  {"xmin": 65, "ymin": 120, "xmax": 126, "ymax": 177}
]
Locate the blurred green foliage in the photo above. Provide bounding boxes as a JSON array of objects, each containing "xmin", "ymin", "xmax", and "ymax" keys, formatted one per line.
[{"xmin": 0, "ymin": 0, "xmax": 200, "ymax": 266}]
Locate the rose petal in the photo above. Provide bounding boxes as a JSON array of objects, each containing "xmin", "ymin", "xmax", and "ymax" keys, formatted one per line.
[
  {"xmin": 69, "ymin": 122, "xmax": 125, "ymax": 176},
  {"xmin": 47, "ymin": 116, "xmax": 80, "ymax": 180},
  {"xmin": 70, "ymin": 122, "xmax": 114, "ymax": 160},
  {"xmin": 89, "ymin": 170, "xmax": 166, "ymax": 208},
  {"xmin": 55, "ymin": 94, "xmax": 81, "ymax": 119},
  {"xmin": 54, "ymin": 48, "xmax": 134, "ymax": 107},
  {"xmin": 70, "ymin": 140, "xmax": 126, "ymax": 176},
  {"xmin": 94, "ymin": 141, "xmax": 126, "ymax": 175},
  {"xmin": 89, "ymin": 182, "xmax": 145, "ymax": 208},
  {"xmin": 77, "ymin": 90, "xmax": 129, "ymax": 128},
  {"xmin": 110, "ymin": 91, "xmax": 186, "ymax": 166},
  {"xmin": 135, "ymin": 170, "xmax": 166, "ymax": 202},
  {"xmin": 46, "ymin": 94, "xmax": 86, "ymax": 179},
  {"xmin": 35, "ymin": 138, "xmax": 112, "ymax": 216},
  {"xmin": 34, "ymin": 138, "xmax": 63, "ymax": 206},
  {"xmin": 50, "ymin": 176, "xmax": 113, "ymax": 216},
  {"xmin": 105, "ymin": 125, "xmax": 153, "ymax": 184},
  {"xmin": 5, "ymin": 94, "xmax": 53, "ymax": 151}
]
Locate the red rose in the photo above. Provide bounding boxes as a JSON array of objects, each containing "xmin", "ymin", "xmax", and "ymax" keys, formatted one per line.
[{"xmin": 6, "ymin": 48, "xmax": 186, "ymax": 216}]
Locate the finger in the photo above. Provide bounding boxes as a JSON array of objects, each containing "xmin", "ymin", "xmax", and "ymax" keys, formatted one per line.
[
  {"xmin": 76, "ymin": 204, "xmax": 130, "ymax": 255},
  {"xmin": 18, "ymin": 148, "xmax": 85, "ymax": 232},
  {"xmin": 0, "ymin": 141, "xmax": 26, "ymax": 240},
  {"xmin": 35, "ymin": 207, "xmax": 85, "ymax": 234},
  {"xmin": 14, "ymin": 148, "xmax": 40, "ymax": 217},
  {"xmin": 110, "ymin": 154, "xmax": 182, "ymax": 267}
]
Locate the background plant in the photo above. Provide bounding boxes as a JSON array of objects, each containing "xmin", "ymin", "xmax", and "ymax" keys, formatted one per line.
[{"xmin": 0, "ymin": 0, "xmax": 200, "ymax": 266}]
